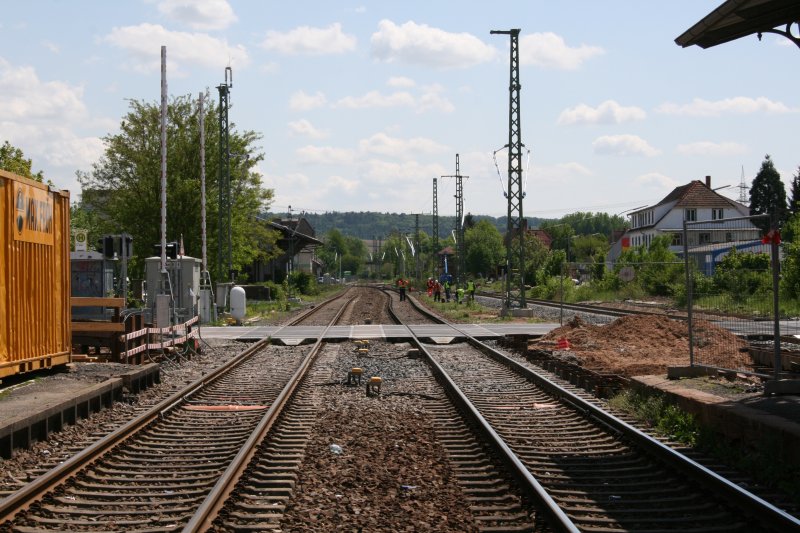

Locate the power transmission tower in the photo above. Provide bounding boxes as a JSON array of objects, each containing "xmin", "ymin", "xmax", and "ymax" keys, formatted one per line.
[
  {"xmin": 432, "ymin": 178, "xmax": 439, "ymax": 277},
  {"xmin": 442, "ymin": 154, "xmax": 468, "ymax": 287},
  {"xmin": 491, "ymin": 28, "xmax": 526, "ymax": 309},
  {"xmin": 738, "ymin": 165, "xmax": 749, "ymax": 205},
  {"xmin": 217, "ymin": 67, "xmax": 232, "ymax": 282}
]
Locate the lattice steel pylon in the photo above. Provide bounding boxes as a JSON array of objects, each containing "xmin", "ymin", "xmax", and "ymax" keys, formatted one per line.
[
  {"xmin": 442, "ymin": 154, "xmax": 468, "ymax": 287},
  {"xmin": 432, "ymin": 177, "xmax": 439, "ymax": 277},
  {"xmin": 217, "ymin": 67, "xmax": 232, "ymax": 281},
  {"xmin": 492, "ymin": 28, "xmax": 526, "ymax": 308}
]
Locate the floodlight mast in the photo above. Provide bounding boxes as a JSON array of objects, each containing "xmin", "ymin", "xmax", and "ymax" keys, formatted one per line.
[{"xmin": 491, "ymin": 28, "xmax": 526, "ymax": 309}]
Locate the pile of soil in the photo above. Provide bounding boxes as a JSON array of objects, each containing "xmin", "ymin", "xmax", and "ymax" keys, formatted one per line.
[{"xmin": 530, "ymin": 315, "xmax": 750, "ymax": 377}]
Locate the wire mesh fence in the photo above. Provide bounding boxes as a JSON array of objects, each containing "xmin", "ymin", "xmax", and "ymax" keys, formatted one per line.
[{"xmin": 683, "ymin": 214, "xmax": 791, "ymax": 377}]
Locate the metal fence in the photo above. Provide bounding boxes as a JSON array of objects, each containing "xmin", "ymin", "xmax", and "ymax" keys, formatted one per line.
[{"xmin": 682, "ymin": 214, "xmax": 793, "ymax": 378}]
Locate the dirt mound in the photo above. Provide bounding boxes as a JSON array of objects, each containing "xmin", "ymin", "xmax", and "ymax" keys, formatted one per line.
[{"xmin": 530, "ymin": 315, "xmax": 749, "ymax": 377}]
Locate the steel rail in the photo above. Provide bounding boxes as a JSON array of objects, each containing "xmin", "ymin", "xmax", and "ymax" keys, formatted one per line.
[
  {"xmin": 439, "ymin": 324, "xmax": 800, "ymax": 531},
  {"xmin": 184, "ymin": 295, "xmax": 355, "ymax": 531},
  {"xmin": 385, "ymin": 294, "xmax": 581, "ymax": 533},
  {"xmin": 398, "ymin": 291, "xmax": 800, "ymax": 531},
  {"xmin": 0, "ymin": 335, "xmax": 271, "ymax": 523}
]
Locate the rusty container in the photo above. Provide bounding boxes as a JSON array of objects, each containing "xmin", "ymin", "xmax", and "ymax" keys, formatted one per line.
[{"xmin": 0, "ymin": 169, "xmax": 71, "ymax": 378}]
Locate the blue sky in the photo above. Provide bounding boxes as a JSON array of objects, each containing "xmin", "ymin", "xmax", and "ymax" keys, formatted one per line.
[{"xmin": 1, "ymin": 1, "xmax": 798, "ymax": 219}]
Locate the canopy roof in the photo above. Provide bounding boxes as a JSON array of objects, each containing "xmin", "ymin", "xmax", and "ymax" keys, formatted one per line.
[{"xmin": 676, "ymin": 0, "xmax": 800, "ymax": 49}]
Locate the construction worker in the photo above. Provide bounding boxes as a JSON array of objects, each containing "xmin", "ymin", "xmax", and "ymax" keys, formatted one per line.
[
  {"xmin": 467, "ymin": 279, "xmax": 476, "ymax": 302},
  {"xmin": 444, "ymin": 279, "xmax": 451, "ymax": 302},
  {"xmin": 397, "ymin": 277, "xmax": 407, "ymax": 301},
  {"xmin": 433, "ymin": 280, "xmax": 442, "ymax": 302},
  {"xmin": 456, "ymin": 285, "xmax": 465, "ymax": 304}
]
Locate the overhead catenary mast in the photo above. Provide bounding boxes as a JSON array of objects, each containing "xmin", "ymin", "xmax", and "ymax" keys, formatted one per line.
[
  {"xmin": 491, "ymin": 28, "xmax": 526, "ymax": 309},
  {"xmin": 217, "ymin": 67, "xmax": 232, "ymax": 283},
  {"xmin": 442, "ymin": 154, "xmax": 468, "ymax": 287},
  {"xmin": 432, "ymin": 177, "xmax": 439, "ymax": 277}
]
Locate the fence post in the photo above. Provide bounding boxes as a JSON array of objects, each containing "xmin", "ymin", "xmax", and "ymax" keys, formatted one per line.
[
  {"xmin": 771, "ymin": 230, "xmax": 781, "ymax": 381},
  {"xmin": 683, "ymin": 219, "xmax": 694, "ymax": 367}
]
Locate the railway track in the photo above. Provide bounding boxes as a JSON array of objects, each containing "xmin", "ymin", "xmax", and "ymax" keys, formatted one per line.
[{"xmin": 2, "ymin": 286, "xmax": 797, "ymax": 531}]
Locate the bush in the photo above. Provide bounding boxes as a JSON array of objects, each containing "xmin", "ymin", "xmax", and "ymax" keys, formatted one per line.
[
  {"xmin": 288, "ymin": 271, "xmax": 319, "ymax": 296},
  {"xmin": 256, "ymin": 281, "xmax": 285, "ymax": 301}
]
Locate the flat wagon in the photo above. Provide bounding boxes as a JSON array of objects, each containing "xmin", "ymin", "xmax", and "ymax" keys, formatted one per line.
[{"xmin": 0, "ymin": 169, "xmax": 71, "ymax": 379}]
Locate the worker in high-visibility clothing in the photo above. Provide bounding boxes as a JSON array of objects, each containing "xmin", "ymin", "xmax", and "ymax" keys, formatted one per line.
[{"xmin": 467, "ymin": 279, "xmax": 476, "ymax": 302}]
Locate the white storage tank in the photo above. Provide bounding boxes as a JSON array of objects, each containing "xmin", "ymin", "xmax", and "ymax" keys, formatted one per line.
[{"xmin": 230, "ymin": 285, "xmax": 246, "ymax": 323}]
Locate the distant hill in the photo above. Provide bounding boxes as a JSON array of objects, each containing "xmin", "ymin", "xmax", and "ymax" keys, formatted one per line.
[{"xmin": 263, "ymin": 211, "xmax": 553, "ymax": 239}]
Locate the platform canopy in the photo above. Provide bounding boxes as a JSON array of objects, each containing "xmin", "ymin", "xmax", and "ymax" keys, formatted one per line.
[{"xmin": 676, "ymin": 0, "xmax": 800, "ymax": 49}]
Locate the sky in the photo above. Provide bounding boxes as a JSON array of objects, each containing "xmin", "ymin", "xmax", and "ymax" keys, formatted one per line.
[{"xmin": 1, "ymin": 1, "xmax": 798, "ymax": 220}]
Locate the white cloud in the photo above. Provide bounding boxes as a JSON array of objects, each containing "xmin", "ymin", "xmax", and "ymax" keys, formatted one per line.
[
  {"xmin": 41, "ymin": 40, "xmax": 60, "ymax": 54},
  {"xmin": 288, "ymin": 118, "xmax": 328, "ymax": 139},
  {"xmin": 676, "ymin": 141, "xmax": 747, "ymax": 157},
  {"xmin": 333, "ymin": 86, "xmax": 453, "ymax": 113},
  {"xmin": 102, "ymin": 24, "xmax": 249, "ymax": 74},
  {"xmin": 334, "ymin": 90, "xmax": 415, "ymax": 109},
  {"xmin": 289, "ymin": 90, "xmax": 327, "ymax": 111},
  {"xmin": 371, "ymin": 20, "xmax": 496, "ymax": 68},
  {"xmin": 417, "ymin": 84, "xmax": 454, "ymax": 113},
  {"xmin": 261, "ymin": 23, "xmax": 356, "ymax": 55},
  {"xmin": 387, "ymin": 76, "xmax": 415, "ymax": 88},
  {"xmin": 558, "ymin": 100, "xmax": 646, "ymax": 125},
  {"xmin": 327, "ymin": 175, "xmax": 360, "ymax": 193},
  {"xmin": 520, "ymin": 32, "xmax": 604, "ymax": 70},
  {"xmin": 359, "ymin": 133, "xmax": 448, "ymax": 158},
  {"xmin": 295, "ymin": 145, "xmax": 356, "ymax": 165},
  {"xmin": 0, "ymin": 57, "xmax": 87, "ymax": 121},
  {"xmin": 157, "ymin": 0, "xmax": 237, "ymax": 31},
  {"xmin": 5, "ymin": 122, "xmax": 104, "ymax": 171},
  {"xmin": 634, "ymin": 172, "xmax": 681, "ymax": 190},
  {"xmin": 656, "ymin": 96, "xmax": 795, "ymax": 117},
  {"xmin": 593, "ymin": 134, "xmax": 660, "ymax": 157},
  {"xmin": 361, "ymin": 159, "xmax": 447, "ymax": 184}
]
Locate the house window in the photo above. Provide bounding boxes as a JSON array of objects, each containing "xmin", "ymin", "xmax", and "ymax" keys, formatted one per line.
[
  {"xmin": 712, "ymin": 208, "xmax": 724, "ymax": 220},
  {"xmin": 684, "ymin": 209, "xmax": 697, "ymax": 221},
  {"xmin": 672, "ymin": 233, "xmax": 682, "ymax": 246},
  {"xmin": 699, "ymin": 232, "xmax": 711, "ymax": 244},
  {"xmin": 725, "ymin": 232, "xmax": 733, "ymax": 242}
]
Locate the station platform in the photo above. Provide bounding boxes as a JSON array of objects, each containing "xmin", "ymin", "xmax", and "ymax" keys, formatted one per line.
[{"xmin": 197, "ymin": 323, "xmax": 557, "ymax": 345}]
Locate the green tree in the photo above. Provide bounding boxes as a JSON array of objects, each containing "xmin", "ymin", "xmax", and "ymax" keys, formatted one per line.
[
  {"xmin": 69, "ymin": 203, "xmax": 103, "ymax": 250},
  {"xmin": 320, "ymin": 229, "xmax": 367, "ymax": 278},
  {"xmin": 77, "ymin": 95, "xmax": 277, "ymax": 280},
  {"xmin": 464, "ymin": 220, "xmax": 503, "ymax": 277},
  {"xmin": 570, "ymin": 234, "xmax": 609, "ymax": 263},
  {"xmin": 0, "ymin": 141, "xmax": 44, "ymax": 182},
  {"xmin": 789, "ymin": 166, "xmax": 800, "ymax": 215},
  {"xmin": 614, "ymin": 235, "xmax": 682, "ymax": 296},
  {"xmin": 712, "ymin": 248, "xmax": 771, "ymax": 302},
  {"xmin": 781, "ymin": 213, "xmax": 800, "ymax": 298},
  {"xmin": 749, "ymin": 155, "xmax": 788, "ymax": 233}
]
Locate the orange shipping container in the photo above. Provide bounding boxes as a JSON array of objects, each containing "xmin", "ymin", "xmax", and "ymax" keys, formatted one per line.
[{"xmin": 0, "ymin": 169, "xmax": 71, "ymax": 379}]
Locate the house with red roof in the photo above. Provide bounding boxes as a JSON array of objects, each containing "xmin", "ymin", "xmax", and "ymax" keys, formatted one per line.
[{"xmin": 607, "ymin": 176, "xmax": 764, "ymax": 272}]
